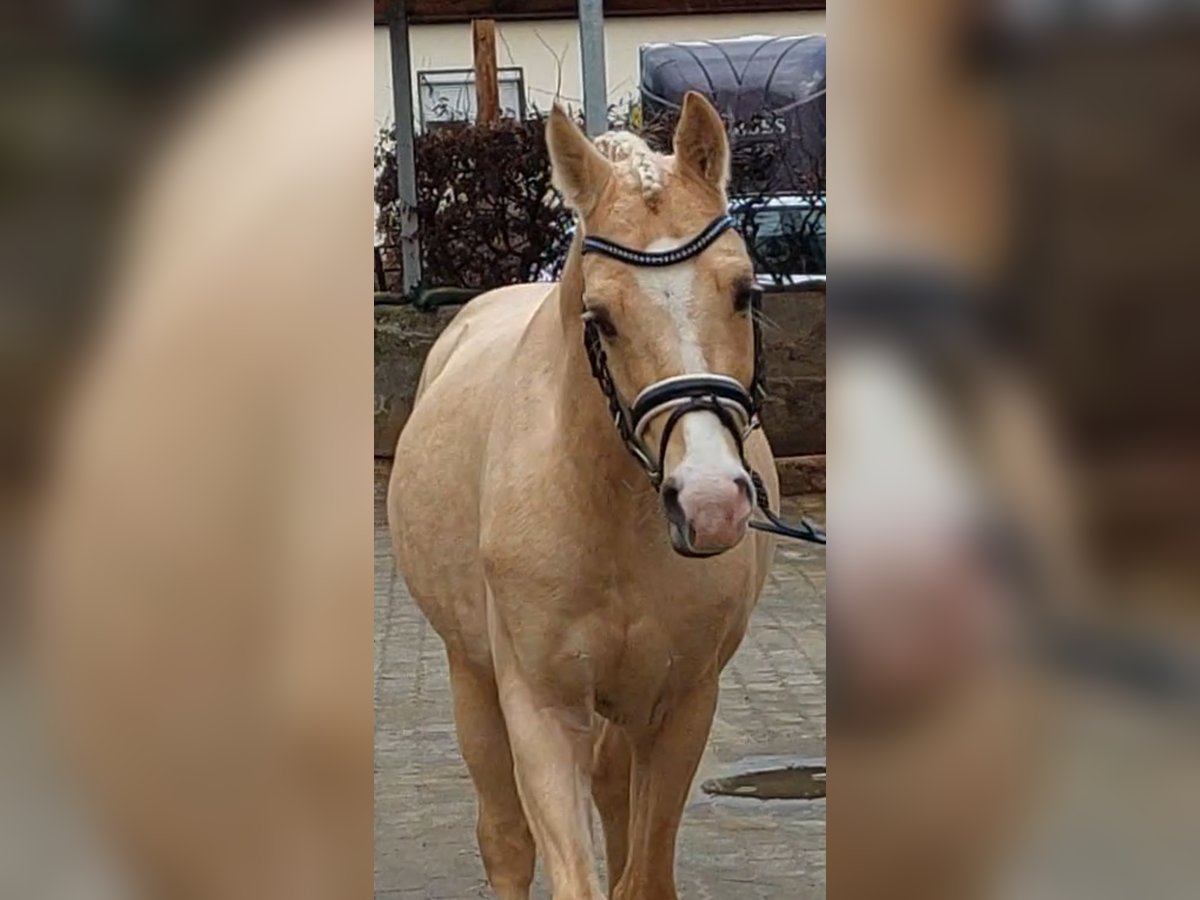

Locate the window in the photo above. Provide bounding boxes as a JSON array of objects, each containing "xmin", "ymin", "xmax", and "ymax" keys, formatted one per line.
[{"xmin": 417, "ymin": 68, "xmax": 526, "ymax": 128}]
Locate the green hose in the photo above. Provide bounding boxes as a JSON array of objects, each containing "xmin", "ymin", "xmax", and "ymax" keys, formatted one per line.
[{"xmin": 373, "ymin": 287, "xmax": 486, "ymax": 310}]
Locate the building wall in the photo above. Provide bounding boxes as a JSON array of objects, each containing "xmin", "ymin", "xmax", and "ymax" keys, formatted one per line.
[{"xmin": 374, "ymin": 13, "xmax": 825, "ymax": 131}]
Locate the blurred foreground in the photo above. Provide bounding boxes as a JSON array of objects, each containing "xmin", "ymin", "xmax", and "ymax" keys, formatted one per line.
[
  {"xmin": 4, "ymin": 8, "xmax": 373, "ymax": 899},
  {"xmin": 828, "ymin": 1, "xmax": 1200, "ymax": 898},
  {"xmin": 0, "ymin": 1, "xmax": 1198, "ymax": 898}
]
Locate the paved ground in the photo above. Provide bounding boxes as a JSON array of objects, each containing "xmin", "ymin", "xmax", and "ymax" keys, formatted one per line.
[{"xmin": 375, "ymin": 463, "xmax": 827, "ymax": 898}]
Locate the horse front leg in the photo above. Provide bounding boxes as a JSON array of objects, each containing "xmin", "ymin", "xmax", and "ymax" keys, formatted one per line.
[
  {"xmin": 614, "ymin": 678, "xmax": 719, "ymax": 900},
  {"xmin": 488, "ymin": 597, "xmax": 604, "ymax": 900},
  {"xmin": 496, "ymin": 666, "xmax": 605, "ymax": 900}
]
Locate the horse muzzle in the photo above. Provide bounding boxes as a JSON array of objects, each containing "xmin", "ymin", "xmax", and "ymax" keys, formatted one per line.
[{"xmin": 662, "ymin": 472, "xmax": 754, "ymax": 557}]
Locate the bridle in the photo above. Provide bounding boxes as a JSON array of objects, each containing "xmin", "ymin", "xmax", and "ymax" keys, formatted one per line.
[{"xmin": 579, "ymin": 212, "xmax": 826, "ymax": 546}]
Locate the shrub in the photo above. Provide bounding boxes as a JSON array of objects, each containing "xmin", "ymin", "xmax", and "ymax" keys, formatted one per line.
[
  {"xmin": 374, "ymin": 103, "xmax": 824, "ymax": 295},
  {"xmin": 375, "ymin": 113, "xmax": 572, "ymax": 294}
]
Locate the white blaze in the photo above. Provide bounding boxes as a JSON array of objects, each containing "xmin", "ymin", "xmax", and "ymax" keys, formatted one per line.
[
  {"xmin": 633, "ymin": 237, "xmax": 743, "ymax": 476},
  {"xmin": 633, "ymin": 237, "xmax": 707, "ymax": 372}
]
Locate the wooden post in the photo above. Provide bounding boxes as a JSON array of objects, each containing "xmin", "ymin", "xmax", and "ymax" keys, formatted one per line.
[{"xmin": 472, "ymin": 19, "xmax": 499, "ymax": 125}]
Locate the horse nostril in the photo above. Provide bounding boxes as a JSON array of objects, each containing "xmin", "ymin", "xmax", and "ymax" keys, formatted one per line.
[
  {"xmin": 735, "ymin": 473, "xmax": 754, "ymax": 505},
  {"xmin": 661, "ymin": 478, "xmax": 684, "ymax": 522}
]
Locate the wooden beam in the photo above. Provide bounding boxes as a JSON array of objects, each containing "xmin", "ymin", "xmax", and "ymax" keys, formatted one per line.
[
  {"xmin": 472, "ymin": 19, "xmax": 499, "ymax": 125},
  {"xmin": 377, "ymin": 0, "xmax": 826, "ymax": 26}
]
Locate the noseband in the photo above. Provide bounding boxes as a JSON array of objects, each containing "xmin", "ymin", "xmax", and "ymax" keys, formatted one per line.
[{"xmin": 579, "ymin": 213, "xmax": 826, "ymax": 546}]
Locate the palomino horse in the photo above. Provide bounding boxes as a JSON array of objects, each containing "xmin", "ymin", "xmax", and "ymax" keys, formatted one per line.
[{"xmin": 388, "ymin": 93, "xmax": 779, "ymax": 899}]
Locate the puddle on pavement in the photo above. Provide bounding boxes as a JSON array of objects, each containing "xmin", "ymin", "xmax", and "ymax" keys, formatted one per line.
[{"xmin": 701, "ymin": 757, "xmax": 826, "ymax": 801}]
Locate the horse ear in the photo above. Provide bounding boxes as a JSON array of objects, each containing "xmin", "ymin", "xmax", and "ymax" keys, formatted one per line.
[
  {"xmin": 546, "ymin": 105, "xmax": 611, "ymax": 214},
  {"xmin": 673, "ymin": 91, "xmax": 729, "ymax": 193}
]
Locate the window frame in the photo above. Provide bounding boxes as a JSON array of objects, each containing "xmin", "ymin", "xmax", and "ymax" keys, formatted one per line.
[{"xmin": 416, "ymin": 66, "xmax": 528, "ymax": 129}]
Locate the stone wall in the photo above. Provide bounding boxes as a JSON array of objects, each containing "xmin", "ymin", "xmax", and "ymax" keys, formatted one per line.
[
  {"xmin": 755, "ymin": 288, "xmax": 825, "ymax": 458},
  {"xmin": 374, "ymin": 304, "xmax": 460, "ymax": 456},
  {"xmin": 375, "ymin": 288, "xmax": 825, "ymax": 460}
]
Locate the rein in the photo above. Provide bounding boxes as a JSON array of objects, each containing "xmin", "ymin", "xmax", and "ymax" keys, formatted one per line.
[{"xmin": 579, "ymin": 213, "xmax": 827, "ymax": 547}]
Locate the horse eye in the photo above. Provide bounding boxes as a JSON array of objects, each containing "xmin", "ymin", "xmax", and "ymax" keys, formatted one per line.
[
  {"xmin": 583, "ymin": 308, "xmax": 618, "ymax": 339},
  {"xmin": 733, "ymin": 281, "xmax": 760, "ymax": 313}
]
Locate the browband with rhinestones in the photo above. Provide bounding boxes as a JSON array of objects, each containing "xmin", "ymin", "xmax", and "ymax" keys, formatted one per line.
[{"xmin": 581, "ymin": 213, "xmax": 736, "ymax": 267}]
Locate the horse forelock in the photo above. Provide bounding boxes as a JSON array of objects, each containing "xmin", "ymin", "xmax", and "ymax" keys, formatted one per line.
[{"xmin": 592, "ymin": 130, "xmax": 666, "ymax": 208}]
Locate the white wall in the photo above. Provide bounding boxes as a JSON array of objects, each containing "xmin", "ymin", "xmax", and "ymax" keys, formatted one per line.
[{"xmin": 375, "ymin": 13, "xmax": 825, "ymax": 132}]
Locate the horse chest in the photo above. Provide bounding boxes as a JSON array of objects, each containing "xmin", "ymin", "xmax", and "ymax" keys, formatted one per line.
[{"xmin": 588, "ymin": 591, "xmax": 746, "ymax": 727}]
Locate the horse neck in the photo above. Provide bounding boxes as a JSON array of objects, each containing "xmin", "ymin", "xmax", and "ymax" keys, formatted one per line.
[{"xmin": 551, "ymin": 237, "xmax": 656, "ymax": 508}]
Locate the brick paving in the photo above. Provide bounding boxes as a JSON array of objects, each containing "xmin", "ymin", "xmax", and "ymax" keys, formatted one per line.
[{"xmin": 375, "ymin": 463, "xmax": 826, "ymax": 898}]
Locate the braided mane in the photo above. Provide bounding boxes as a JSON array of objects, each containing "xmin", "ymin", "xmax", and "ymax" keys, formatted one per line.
[{"xmin": 592, "ymin": 130, "xmax": 666, "ymax": 208}]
